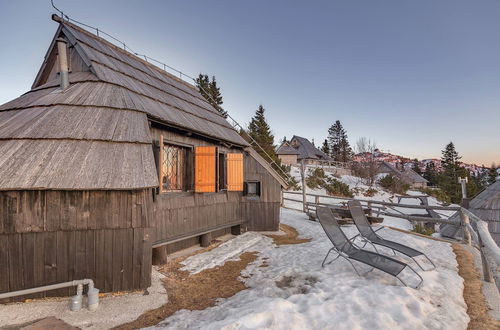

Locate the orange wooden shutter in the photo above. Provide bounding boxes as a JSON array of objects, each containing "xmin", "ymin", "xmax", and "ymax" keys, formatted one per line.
[
  {"xmin": 227, "ymin": 153, "xmax": 244, "ymax": 191},
  {"xmin": 195, "ymin": 146, "xmax": 216, "ymax": 192}
]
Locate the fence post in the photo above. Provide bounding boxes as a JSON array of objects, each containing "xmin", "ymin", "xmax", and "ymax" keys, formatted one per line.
[
  {"xmin": 460, "ymin": 209, "xmax": 471, "ymax": 246},
  {"xmin": 315, "ymin": 196, "xmax": 320, "ymax": 205},
  {"xmin": 301, "ymin": 159, "xmax": 306, "ymax": 212},
  {"xmin": 477, "ymin": 234, "xmax": 493, "ymax": 283}
]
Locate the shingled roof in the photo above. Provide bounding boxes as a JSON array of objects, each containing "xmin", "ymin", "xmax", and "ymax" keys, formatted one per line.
[
  {"xmin": 276, "ymin": 142, "xmax": 300, "ymax": 155},
  {"xmin": 440, "ymin": 181, "xmax": 500, "ymax": 246},
  {"xmin": 290, "ymin": 136, "xmax": 332, "ymax": 161},
  {"xmin": 0, "ymin": 15, "xmax": 247, "ymax": 190}
]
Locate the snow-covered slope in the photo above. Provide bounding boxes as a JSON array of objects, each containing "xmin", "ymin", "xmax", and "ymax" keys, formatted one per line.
[
  {"xmin": 153, "ymin": 208, "xmax": 468, "ymax": 330},
  {"xmin": 285, "ymin": 165, "xmax": 455, "ymax": 231}
]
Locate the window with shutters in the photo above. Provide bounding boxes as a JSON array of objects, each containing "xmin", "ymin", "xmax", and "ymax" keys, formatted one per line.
[
  {"xmin": 227, "ymin": 153, "xmax": 244, "ymax": 191},
  {"xmin": 161, "ymin": 143, "xmax": 189, "ymax": 192}
]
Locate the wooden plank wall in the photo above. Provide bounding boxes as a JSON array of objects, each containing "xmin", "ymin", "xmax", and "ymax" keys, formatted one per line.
[
  {"xmin": 0, "ymin": 190, "xmax": 153, "ymax": 300},
  {"xmin": 151, "ymin": 126, "xmax": 283, "ymax": 250},
  {"xmin": 243, "ymin": 151, "xmax": 281, "ymax": 231}
]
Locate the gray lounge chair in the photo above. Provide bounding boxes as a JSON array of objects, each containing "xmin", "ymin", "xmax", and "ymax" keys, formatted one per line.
[
  {"xmin": 347, "ymin": 200, "xmax": 436, "ymax": 271},
  {"xmin": 317, "ymin": 206, "xmax": 423, "ymax": 289}
]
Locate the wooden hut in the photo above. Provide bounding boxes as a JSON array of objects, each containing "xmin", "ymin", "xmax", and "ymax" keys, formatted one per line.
[
  {"xmin": 0, "ymin": 15, "xmax": 287, "ymax": 299},
  {"xmin": 440, "ymin": 180, "xmax": 500, "ymax": 246},
  {"xmin": 378, "ymin": 162, "xmax": 428, "ymax": 189},
  {"xmin": 277, "ymin": 135, "xmax": 332, "ymax": 165}
]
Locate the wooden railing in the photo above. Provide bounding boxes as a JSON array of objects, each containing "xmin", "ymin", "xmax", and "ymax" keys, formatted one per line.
[{"xmin": 282, "ymin": 190, "xmax": 500, "ymax": 288}]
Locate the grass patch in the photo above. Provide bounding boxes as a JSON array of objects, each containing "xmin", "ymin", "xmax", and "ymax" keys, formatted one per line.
[
  {"xmin": 114, "ymin": 247, "xmax": 259, "ymax": 329},
  {"xmin": 412, "ymin": 224, "xmax": 434, "ymax": 236},
  {"xmin": 265, "ymin": 224, "xmax": 312, "ymax": 246}
]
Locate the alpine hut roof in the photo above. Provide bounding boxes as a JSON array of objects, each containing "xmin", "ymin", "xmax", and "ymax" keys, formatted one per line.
[
  {"xmin": 0, "ymin": 15, "xmax": 248, "ymax": 190},
  {"xmin": 276, "ymin": 142, "xmax": 300, "ymax": 155},
  {"xmin": 440, "ymin": 180, "xmax": 500, "ymax": 245},
  {"xmin": 379, "ymin": 162, "xmax": 428, "ymax": 184},
  {"xmin": 290, "ymin": 135, "xmax": 332, "ymax": 161}
]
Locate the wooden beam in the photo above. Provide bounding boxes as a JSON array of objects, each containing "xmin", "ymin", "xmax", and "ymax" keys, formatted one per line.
[
  {"xmin": 200, "ymin": 232, "xmax": 212, "ymax": 247},
  {"xmin": 159, "ymin": 135, "xmax": 164, "ymax": 193}
]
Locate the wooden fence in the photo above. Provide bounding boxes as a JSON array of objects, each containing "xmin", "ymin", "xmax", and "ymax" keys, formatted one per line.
[{"xmin": 282, "ymin": 190, "xmax": 500, "ymax": 289}]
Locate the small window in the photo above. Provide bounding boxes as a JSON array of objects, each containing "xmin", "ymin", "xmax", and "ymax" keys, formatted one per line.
[
  {"xmin": 218, "ymin": 152, "xmax": 226, "ymax": 191},
  {"xmin": 161, "ymin": 143, "xmax": 189, "ymax": 192},
  {"xmin": 244, "ymin": 181, "xmax": 261, "ymax": 197}
]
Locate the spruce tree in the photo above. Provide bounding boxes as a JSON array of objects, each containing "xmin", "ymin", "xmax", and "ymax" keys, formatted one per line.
[
  {"xmin": 423, "ymin": 162, "xmax": 438, "ymax": 186},
  {"xmin": 321, "ymin": 139, "xmax": 330, "ymax": 155},
  {"xmin": 412, "ymin": 159, "xmax": 422, "ymax": 175},
  {"xmin": 488, "ymin": 163, "xmax": 498, "ymax": 185},
  {"xmin": 247, "ymin": 105, "xmax": 277, "ymax": 161},
  {"xmin": 327, "ymin": 120, "xmax": 352, "ymax": 162},
  {"xmin": 195, "ymin": 74, "xmax": 228, "ymax": 118},
  {"xmin": 439, "ymin": 142, "xmax": 465, "ymax": 203}
]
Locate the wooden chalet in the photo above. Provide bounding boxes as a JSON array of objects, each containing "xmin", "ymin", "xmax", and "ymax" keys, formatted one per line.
[
  {"xmin": 0, "ymin": 15, "xmax": 287, "ymax": 299},
  {"xmin": 276, "ymin": 136, "xmax": 332, "ymax": 165}
]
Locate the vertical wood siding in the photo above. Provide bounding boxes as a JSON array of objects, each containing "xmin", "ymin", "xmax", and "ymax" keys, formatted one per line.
[{"xmin": 0, "ymin": 190, "xmax": 153, "ymax": 301}]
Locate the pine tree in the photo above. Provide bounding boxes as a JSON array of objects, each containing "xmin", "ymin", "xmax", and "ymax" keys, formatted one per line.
[
  {"xmin": 327, "ymin": 120, "xmax": 352, "ymax": 162},
  {"xmin": 488, "ymin": 163, "xmax": 498, "ymax": 185},
  {"xmin": 423, "ymin": 162, "xmax": 438, "ymax": 186},
  {"xmin": 195, "ymin": 74, "xmax": 228, "ymax": 118},
  {"xmin": 441, "ymin": 142, "xmax": 461, "ymax": 173},
  {"xmin": 412, "ymin": 159, "xmax": 422, "ymax": 175},
  {"xmin": 321, "ymin": 139, "xmax": 330, "ymax": 155},
  {"xmin": 247, "ymin": 105, "xmax": 277, "ymax": 161},
  {"xmin": 438, "ymin": 142, "xmax": 465, "ymax": 203}
]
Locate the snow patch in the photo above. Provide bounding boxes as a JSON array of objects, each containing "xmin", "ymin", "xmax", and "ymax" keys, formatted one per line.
[
  {"xmin": 180, "ymin": 232, "xmax": 270, "ymax": 274},
  {"xmin": 154, "ymin": 208, "xmax": 469, "ymax": 330}
]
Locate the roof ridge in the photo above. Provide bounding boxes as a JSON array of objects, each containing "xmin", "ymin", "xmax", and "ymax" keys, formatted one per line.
[
  {"xmin": 56, "ymin": 18, "xmax": 230, "ymax": 122},
  {"xmin": 53, "ymin": 15, "xmax": 202, "ymax": 94}
]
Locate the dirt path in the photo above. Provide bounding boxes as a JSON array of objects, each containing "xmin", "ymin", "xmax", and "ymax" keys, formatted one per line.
[{"xmin": 452, "ymin": 244, "xmax": 500, "ymax": 330}]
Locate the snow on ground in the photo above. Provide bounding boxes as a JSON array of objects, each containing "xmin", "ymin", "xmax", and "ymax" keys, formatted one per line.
[{"xmin": 153, "ymin": 208, "xmax": 468, "ymax": 330}]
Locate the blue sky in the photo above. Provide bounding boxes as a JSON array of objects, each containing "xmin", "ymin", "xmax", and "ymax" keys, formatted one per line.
[{"xmin": 1, "ymin": 0, "xmax": 499, "ymax": 165}]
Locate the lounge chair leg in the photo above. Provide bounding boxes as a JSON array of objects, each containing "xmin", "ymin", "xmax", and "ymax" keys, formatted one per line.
[
  {"xmin": 345, "ymin": 258, "xmax": 362, "ymax": 277},
  {"xmin": 405, "ymin": 265, "xmax": 424, "ymax": 289},
  {"xmin": 411, "ymin": 257, "xmax": 426, "ymax": 271},
  {"xmin": 396, "ymin": 276, "xmax": 409, "ymax": 288},
  {"xmin": 321, "ymin": 248, "xmax": 338, "ymax": 267},
  {"xmin": 424, "ymin": 255, "xmax": 436, "ymax": 270}
]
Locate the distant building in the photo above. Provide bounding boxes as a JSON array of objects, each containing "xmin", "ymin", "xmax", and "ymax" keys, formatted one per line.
[
  {"xmin": 276, "ymin": 135, "xmax": 332, "ymax": 165},
  {"xmin": 276, "ymin": 141, "xmax": 300, "ymax": 165},
  {"xmin": 378, "ymin": 162, "xmax": 428, "ymax": 189}
]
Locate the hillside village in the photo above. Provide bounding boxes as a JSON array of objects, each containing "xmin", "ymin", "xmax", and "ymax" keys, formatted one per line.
[{"xmin": 0, "ymin": 3, "xmax": 500, "ymax": 330}]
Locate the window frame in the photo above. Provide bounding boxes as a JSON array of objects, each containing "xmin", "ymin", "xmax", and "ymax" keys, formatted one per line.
[
  {"xmin": 158, "ymin": 136, "xmax": 194, "ymax": 193},
  {"xmin": 217, "ymin": 151, "xmax": 227, "ymax": 191},
  {"xmin": 244, "ymin": 181, "xmax": 261, "ymax": 198}
]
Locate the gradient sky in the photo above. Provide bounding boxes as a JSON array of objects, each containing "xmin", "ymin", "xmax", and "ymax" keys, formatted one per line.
[{"xmin": 1, "ymin": 1, "xmax": 499, "ymax": 165}]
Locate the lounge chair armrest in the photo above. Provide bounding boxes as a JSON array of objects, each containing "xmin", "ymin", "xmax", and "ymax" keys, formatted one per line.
[{"xmin": 349, "ymin": 233, "xmax": 361, "ymax": 242}]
